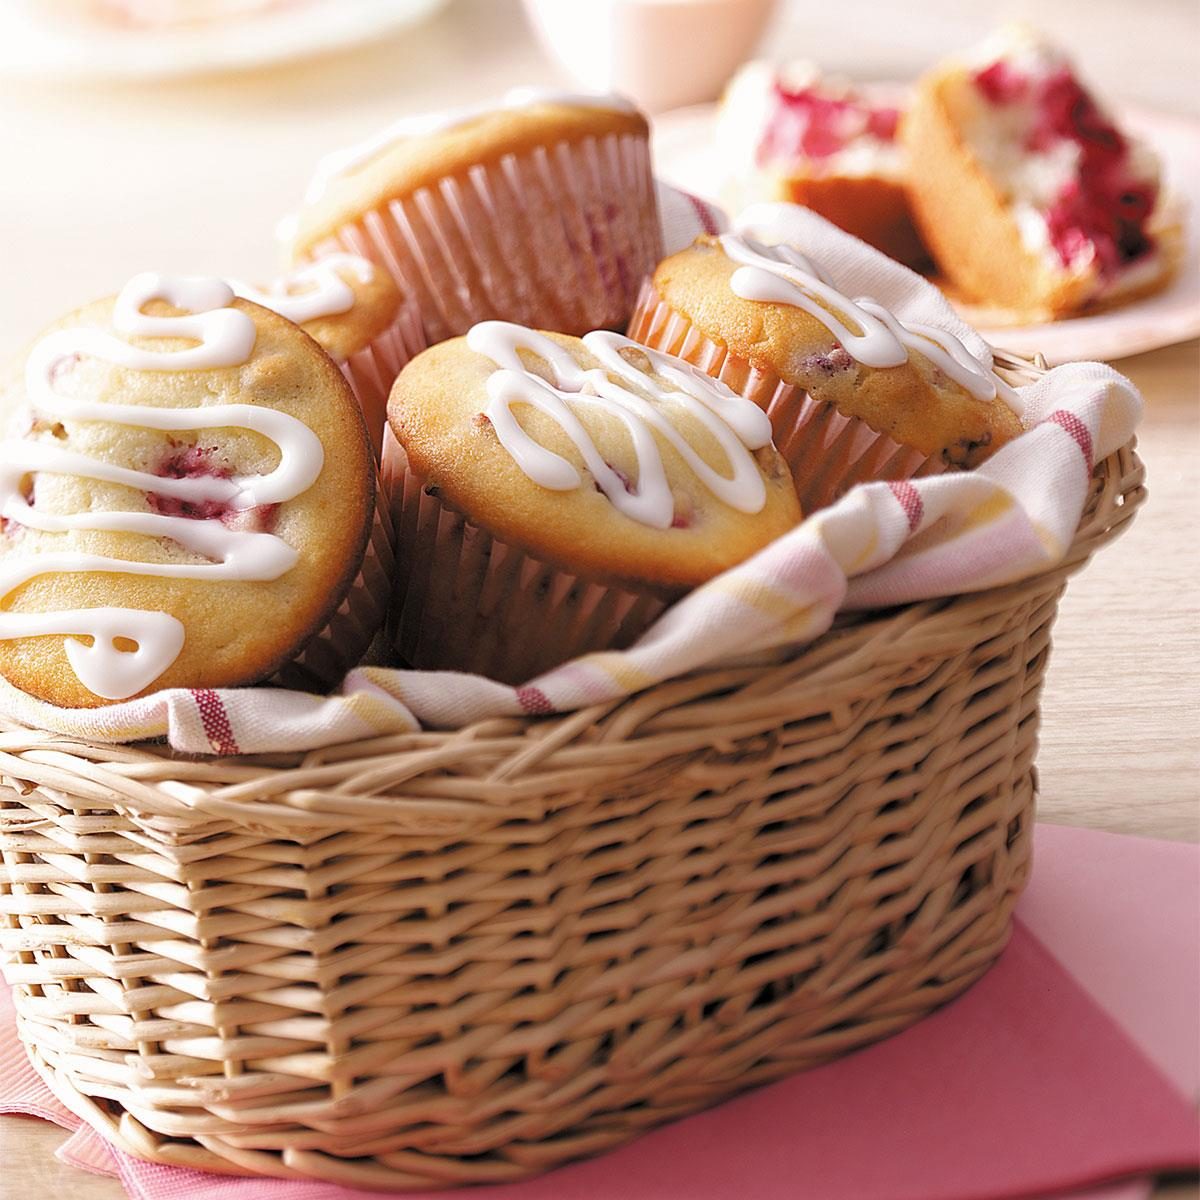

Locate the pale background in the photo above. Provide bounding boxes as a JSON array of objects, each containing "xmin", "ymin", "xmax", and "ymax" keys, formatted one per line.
[
  {"xmin": 0, "ymin": 0, "xmax": 1197, "ymax": 1192},
  {"xmin": 2, "ymin": 0, "xmax": 1199, "ymax": 343}
]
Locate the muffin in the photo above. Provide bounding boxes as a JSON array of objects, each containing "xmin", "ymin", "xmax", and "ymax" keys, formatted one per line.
[
  {"xmin": 627, "ymin": 210, "xmax": 1024, "ymax": 514},
  {"xmin": 903, "ymin": 27, "xmax": 1171, "ymax": 318},
  {"xmin": 718, "ymin": 61, "xmax": 929, "ymax": 270},
  {"xmin": 382, "ymin": 322, "xmax": 801, "ymax": 683},
  {"xmin": 0, "ymin": 271, "xmax": 390, "ymax": 707},
  {"xmin": 231, "ymin": 253, "xmax": 424, "ymax": 458},
  {"xmin": 287, "ymin": 88, "xmax": 662, "ymax": 344}
]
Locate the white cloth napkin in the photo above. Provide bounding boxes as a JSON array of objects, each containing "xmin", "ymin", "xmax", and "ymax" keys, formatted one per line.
[{"xmin": 0, "ymin": 194, "xmax": 1141, "ymax": 754}]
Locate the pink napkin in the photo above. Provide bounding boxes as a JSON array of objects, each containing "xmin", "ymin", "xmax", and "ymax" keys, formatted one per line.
[{"xmin": 2, "ymin": 824, "xmax": 1197, "ymax": 1200}]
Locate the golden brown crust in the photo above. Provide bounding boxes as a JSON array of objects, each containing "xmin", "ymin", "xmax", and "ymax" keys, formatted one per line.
[
  {"xmin": 0, "ymin": 298, "xmax": 374, "ymax": 708},
  {"xmin": 298, "ymin": 262, "xmax": 404, "ymax": 361},
  {"xmin": 779, "ymin": 175, "xmax": 931, "ymax": 272},
  {"xmin": 387, "ymin": 334, "xmax": 801, "ymax": 592},
  {"xmin": 292, "ymin": 103, "xmax": 649, "ymax": 261},
  {"xmin": 649, "ymin": 239, "xmax": 1023, "ymax": 466},
  {"xmin": 727, "ymin": 170, "xmax": 930, "ymax": 271},
  {"xmin": 902, "ymin": 67, "xmax": 1094, "ymax": 317}
]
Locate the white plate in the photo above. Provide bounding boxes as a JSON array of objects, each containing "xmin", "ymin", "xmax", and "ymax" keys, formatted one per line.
[
  {"xmin": 652, "ymin": 101, "xmax": 1200, "ymax": 365},
  {"xmin": 0, "ymin": 0, "xmax": 450, "ymax": 81}
]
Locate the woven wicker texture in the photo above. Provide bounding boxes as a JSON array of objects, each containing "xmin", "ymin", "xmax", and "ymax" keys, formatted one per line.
[{"xmin": 0, "ymin": 437, "xmax": 1143, "ymax": 1191}]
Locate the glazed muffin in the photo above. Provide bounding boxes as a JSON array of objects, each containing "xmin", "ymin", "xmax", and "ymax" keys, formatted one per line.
[
  {"xmin": 382, "ymin": 323, "xmax": 801, "ymax": 683},
  {"xmin": 231, "ymin": 254, "xmax": 424, "ymax": 458},
  {"xmin": 718, "ymin": 61, "xmax": 929, "ymax": 270},
  {"xmin": 287, "ymin": 89, "xmax": 662, "ymax": 344},
  {"xmin": 627, "ymin": 208, "xmax": 1025, "ymax": 514},
  {"xmin": 0, "ymin": 272, "xmax": 389, "ymax": 707},
  {"xmin": 903, "ymin": 27, "xmax": 1171, "ymax": 318}
]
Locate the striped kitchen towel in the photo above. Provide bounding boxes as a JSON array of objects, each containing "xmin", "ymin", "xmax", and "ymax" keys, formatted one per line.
[{"xmin": 0, "ymin": 201, "xmax": 1141, "ymax": 754}]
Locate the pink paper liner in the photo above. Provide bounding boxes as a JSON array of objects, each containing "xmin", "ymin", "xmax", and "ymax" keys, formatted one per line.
[
  {"xmin": 627, "ymin": 280, "xmax": 947, "ymax": 516},
  {"xmin": 380, "ymin": 426, "xmax": 668, "ymax": 684},
  {"xmin": 272, "ymin": 479, "xmax": 394, "ymax": 692},
  {"xmin": 336, "ymin": 299, "xmax": 426, "ymax": 461},
  {"xmin": 311, "ymin": 131, "xmax": 662, "ymax": 344}
]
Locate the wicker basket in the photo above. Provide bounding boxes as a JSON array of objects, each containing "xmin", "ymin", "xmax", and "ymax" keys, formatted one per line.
[{"xmin": 0, "ymin": 400, "xmax": 1143, "ymax": 1189}]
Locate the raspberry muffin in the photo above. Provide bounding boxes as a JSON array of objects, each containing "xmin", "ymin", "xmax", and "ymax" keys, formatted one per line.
[
  {"xmin": 0, "ymin": 272, "xmax": 388, "ymax": 707},
  {"xmin": 382, "ymin": 323, "xmax": 801, "ymax": 683},
  {"xmin": 231, "ymin": 254, "xmax": 424, "ymax": 459},
  {"xmin": 286, "ymin": 89, "xmax": 662, "ymax": 344},
  {"xmin": 627, "ymin": 211, "xmax": 1024, "ymax": 514},
  {"xmin": 903, "ymin": 27, "xmax": 1171, "ymax": 318},
  {"xmin": 719, "ymin": 61, "xmax": 929, "ymax": 270}
]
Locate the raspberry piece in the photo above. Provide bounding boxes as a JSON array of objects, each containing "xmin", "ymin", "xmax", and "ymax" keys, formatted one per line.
[
  {"xmin": 149, "ymin": 443, "xmax": 232, "ymax": 521},
  {"xmin": 1001, "ymin": 62, "xmax": 1157, "ymax": 278},
  {"xmin": 973, "ymin": 60, "xmax": 1029, "ymax": 104},
  {"xmin": 865, "ymin": 106, "xmax": 901, "ymax": 141},
  {"xmin": 758, "ymin": 82, "xmax": 898, "ymax": 166},
  {"xmin": 798, "ymin": 347, "xmax": 855, "ymax": 376}
]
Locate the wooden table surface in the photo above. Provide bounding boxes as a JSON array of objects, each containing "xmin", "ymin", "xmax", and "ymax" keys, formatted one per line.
[{"xmin": 0, "ymin": 0, "xmax": 1196, "ymax": 1195}]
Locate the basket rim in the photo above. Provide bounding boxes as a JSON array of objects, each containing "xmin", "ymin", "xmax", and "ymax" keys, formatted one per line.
[
  {"xmin": 0, "ymin": 339, "xmax": 1141, "ymax": 792},
  {"xmin": 0, "ymin": 430, "xmax": 1145, "ymax": 820}
]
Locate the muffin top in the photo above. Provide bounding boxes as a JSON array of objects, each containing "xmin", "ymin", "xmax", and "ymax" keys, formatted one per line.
[
  {"xmin": 0, "ymin": 273, "xmax": 374, "ymax": 707},
  {"xmin": 231, "ymin": 254, "xmax": 405, "ymax": 361},
  {"xmin": 648, "ymin": 215, "xmax": 1024, "ymax": 466},
  {"xmin": 291, "ymin": 89, "xmax": 648, "ymax": 261},
  {"xmin": 388, "ymin": 323, "xmax": 801, "ymax": 591}
]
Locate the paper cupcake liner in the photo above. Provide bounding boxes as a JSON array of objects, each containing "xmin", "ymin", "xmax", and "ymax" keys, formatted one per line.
[
  {"xmin": 311, "ymin": 132, "xmax": 662, "ymax": 345},
  {"xmin": 338, "ymin": 300, "xmax": 426, "ymax": 461},
  {"xmin": 627, "ymin": 281, "xmax": 946, "ymax": 515},
  {"xmin": 380, "ymin": 426, "xmax": 667, "ymax": 684},
  {"xmin": 273, "ymin": 480, "xmax": 395, "ymax": 692}
]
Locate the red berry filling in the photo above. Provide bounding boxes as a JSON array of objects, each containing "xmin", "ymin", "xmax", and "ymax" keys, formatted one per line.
[
  {"xmin": 149, "ymin": 442, "xmax": 278, "ymax": 533},
  {"xmin": 971, "ymin": 61, "xmax": 1157, "ymax": 277},
  {"xmin": 149, "ymin": 443, "xmax": 233, "ymax": 521},
  {"xmin": 973, "ymin": 60, "xmax": 1029, "ymax": 105},
  {"xmin": 759, "ymin": 82, "xmax": 901, "ymax": 165},
  {"xmin": 598, "ymin": 461, "xmax": 636, "ymax": 495},
  {"xmin": 1, "ymin": 476, "xmax": 34, "ymax": 539},
  {"xmin": 670, "ymin": 491, "xmax": 695, "ymax": 530},
  {"xmin": 48, "ymin": 353, "xmax": 81, "ymax": 385},
  {"xmin": 865, "ymin": 106, "xmax": 901, "ymax": 141},
  {"xmin": 798, "ymin": 346, "xmax": 855, "ymax": 376}
]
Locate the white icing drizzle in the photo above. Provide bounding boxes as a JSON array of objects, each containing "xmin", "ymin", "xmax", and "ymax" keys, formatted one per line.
[
  {"xmin": 0, "ymin": 272, "xmax": 324, "ymax": 700},
  {"xmin": 229, "ymin": 253, "xmax": 374, "ymax": 327},
  {"xmin": 717, "ymin": 234, "xmax": 1021, "ymax": 410},
  {"xmin": 303, "ymin": 88, "xmax": 637, "ymax": 205},
  {"xmin": 466, "ymin": 322, "xmax": 773, "ymax": 529},
  {"xmin": 854, "ymin": 300, "xmax": 1019, "ymax": 408},
  {"xmin": 719, "ymin": 234, "xmax": 907, "ymax": 369}
]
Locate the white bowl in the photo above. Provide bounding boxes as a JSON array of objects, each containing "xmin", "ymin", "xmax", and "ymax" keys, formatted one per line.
[
  {"xmin": 521, "ymin": 0, "xmax": 779, "ymax": 113},
  {"xmin": 0, "ymin": 0, "xmax": 451, "ymax": 81}
]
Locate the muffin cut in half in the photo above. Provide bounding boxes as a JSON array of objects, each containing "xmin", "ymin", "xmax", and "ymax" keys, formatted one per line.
[
  {"xmin": 718, "ymin": 60, "xmax": 929, "ymax": 270},
  {"xmin": 903, "ymin": 26, "xmax": 1172, "ymax": 318}
]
